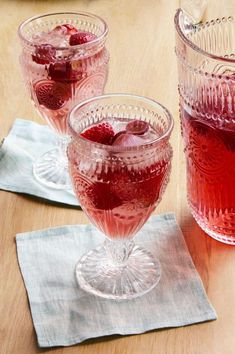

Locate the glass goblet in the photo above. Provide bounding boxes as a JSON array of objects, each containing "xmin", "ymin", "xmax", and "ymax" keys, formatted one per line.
[
  {"xmin": 67, "ymin": 94, "xmax": 173, "ymax": 300},
  {"xmin": 18, "ymin": 12, "xmax": 109, "ymax": 189}
]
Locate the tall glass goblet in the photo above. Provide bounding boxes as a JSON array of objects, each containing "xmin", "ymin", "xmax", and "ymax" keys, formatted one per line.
[
  {"xmin": 18, "ymin": 12, "xmax": 109, "ymax": 189},
  {"xmin": 67, "ymin": 94, "xmax": 173, "ymax": 300}
]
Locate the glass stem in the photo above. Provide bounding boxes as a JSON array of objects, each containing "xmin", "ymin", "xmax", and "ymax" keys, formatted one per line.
[
  {"xmin": 104, "ymin": 239, "xmax": 134, "ymax": 266},
  {"xmin": 57, "ymin": 134, "xmax": 71, "ymax": 157}
]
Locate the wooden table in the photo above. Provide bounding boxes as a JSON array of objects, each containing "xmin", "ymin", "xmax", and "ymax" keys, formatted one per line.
[{"xmin": 1, "ymin": 0, "xmax": 235, "ymax": 353}]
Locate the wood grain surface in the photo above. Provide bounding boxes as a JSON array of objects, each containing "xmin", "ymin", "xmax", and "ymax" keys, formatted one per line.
[{"xmin": 0, "ymin": 0, "xmax": 235, "ymax": 353}]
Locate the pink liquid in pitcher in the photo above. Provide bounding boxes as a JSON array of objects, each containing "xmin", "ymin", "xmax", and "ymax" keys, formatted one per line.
[
  {"xmin": 68, "ymin": 118, "xmax": 171, "ymax": 239},
  {"xmin": 181, "ymin": 85, "xmax": 235, "ymax": 239},
  {"xmin": 21, "ymin": 23, "xmax": 109, "ymax": 134}
]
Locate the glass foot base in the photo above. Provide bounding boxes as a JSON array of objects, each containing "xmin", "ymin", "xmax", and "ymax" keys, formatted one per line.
[
  {"xmin": 33, "ymin": 148, "xmax": 71, "ymax": 190},
  {"xmin": 75, "ymin": 244, "xmax": 161, "ymax": 300}
]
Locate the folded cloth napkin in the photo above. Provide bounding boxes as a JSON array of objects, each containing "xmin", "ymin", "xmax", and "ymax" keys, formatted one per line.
[
  {"xmin": 16, "ymin": 213, "xmax": 217, "ymax": 348},
  {"xmin": 0, "ymin": 118, "xmax": 78, "ymax": 206}
]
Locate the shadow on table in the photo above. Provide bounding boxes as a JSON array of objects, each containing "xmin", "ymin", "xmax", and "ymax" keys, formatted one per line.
[{"xmin": 179, "ymin": 213, "xmax": 233, "ymax": 291}]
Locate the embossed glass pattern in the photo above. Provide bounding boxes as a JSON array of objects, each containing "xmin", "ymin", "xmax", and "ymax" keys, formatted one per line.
[
  {"xmin": 175, "ymin": 9, "xmax": 235, "ymax": 244},
  {"xmin": 18, "ymin": 12, "xmax": 109, "ymax": 189},
  {"xmin": 67, "ymin": 94, "xmax": 173, "ymax": 299}
]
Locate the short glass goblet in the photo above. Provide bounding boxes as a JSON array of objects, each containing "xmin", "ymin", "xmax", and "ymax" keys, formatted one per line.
[
  {"xmin": 18, "ymin": 12, "xmax": 109, "ymax": 189},
  {"xmin": 67, "ymin": 94, "xmax": 173, "ymax": 300}
]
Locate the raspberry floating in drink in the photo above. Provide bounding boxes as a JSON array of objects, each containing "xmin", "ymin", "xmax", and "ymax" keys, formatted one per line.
[
  {"xmin": 69, "ymin": 31, "xmax": 97, "ymax": 45},
  {"xmin": 81, "ymin": 122, "xmax": 115, "ymax": 145},
  {"xmin": 48, "ymin": 61, "xmax": 81, "ymax": 82},
  {"xmin": 126, "ymin": 119, "xmax": 149, "ymax": 135},
  {"xmin": 34, "ymin": 80, "xmax": 71, "ymax": 110},
  {"xmin": 32, "ymin": 44, "xmax": 56, "ymax": 65}
]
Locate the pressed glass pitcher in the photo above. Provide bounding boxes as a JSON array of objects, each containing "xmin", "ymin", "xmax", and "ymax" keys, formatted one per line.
[{"xmin": 175, "ymin": 1, "xmax": 235, "ymax": 244}]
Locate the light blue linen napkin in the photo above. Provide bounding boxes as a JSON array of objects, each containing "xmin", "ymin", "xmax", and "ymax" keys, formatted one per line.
[
  {"xmin": 16, "ymin": 213, "xmax": 217, "ymax": 348},
  {"xmin": 0, "ymin": 118, "xmax": 78, "ymax": 206}
]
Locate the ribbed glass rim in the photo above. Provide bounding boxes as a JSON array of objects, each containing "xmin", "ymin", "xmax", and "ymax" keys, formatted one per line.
[
  {"xmin": 68, "ymin": 93, "xmax": 174, "ymax": 152},
  {"xmin": 18, "ymin": 11, "xmax": 108, "ymax": 50},
  {"xmin": 175, "ymin": 8, "xmax": 235, "ymax": 64}
]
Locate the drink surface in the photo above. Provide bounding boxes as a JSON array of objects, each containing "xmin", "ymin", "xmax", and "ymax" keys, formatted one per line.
[
  {"xmin": 20, "ymin": 23, "xmax": 109, "ymax": 134},
  {"xmin": 181, "ymin": 102, "xmax": 235, "ymax": 238},
  {"xmin": 68, "ymin": 117, "xmax": 171, "ymax": 239}
]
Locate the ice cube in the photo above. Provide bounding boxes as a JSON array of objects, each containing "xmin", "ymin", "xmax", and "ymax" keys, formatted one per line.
[
  {"xmin": 112, "ymin": 132, "xmax": 144, "ymax": 147},
  {"xmin": 102, "ymin": 117, "xmax": 126, "ymax": 133},
  {"xmin": 139, "ymin": 129, "xmax": 161, "ymax": 143},
  {"xmin": 32, "ymin": 32, "xmax": 50, "ymax": 45},
  {"xmin": 32, "ymin": 29, "xmax": 68, "ymax": 48},
  {"xmin": 52, "ymin": 25, "xmax": 67, "ymax": 36}
]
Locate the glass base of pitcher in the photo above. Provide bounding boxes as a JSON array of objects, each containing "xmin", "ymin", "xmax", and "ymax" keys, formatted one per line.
[{"xmin": 190, "ymin": 206, "xmax": 235, "ymax": 245}]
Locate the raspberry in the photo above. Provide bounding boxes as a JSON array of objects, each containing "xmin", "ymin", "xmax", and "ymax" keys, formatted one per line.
[
  {"xmin": 62, "ymin": 24, "xmax": 79, "ymax": 35},
  {"xmin": 110, "ymin": 162, "xmax": 168, "ymax": 207},
  {"xmin": 88, "ymin": 182, "xmax": 122, "ymax": 210},
  {"xmin": 126, "ymin": 120, "xmax": 149, "ymax": 135},
  {"xmin": 48, "ymin": 61, "xmax": 82, "ymax": 82},
  {"xmin": 34, "ymin": 80, "xmax": 71, "ymax": 110},
  {"xmin": 69, "ymin": 31, "xmax": 97, "ymax": 46},
  {"xmin": 32, "ymin": 44, "xmax": 56, "ymax": 65},
  {"xmin": 71, "ymin": 173, "xmax": 122, "ymax": 210},
  {"xmin": 81, "ymin": 122, "xmax": 115, "ymax": 145}
]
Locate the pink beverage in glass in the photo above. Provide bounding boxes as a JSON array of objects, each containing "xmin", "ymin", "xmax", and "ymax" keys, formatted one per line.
[
  {"xmin": 68, "ymin": 117, "xmax": 171, "ymax": 239},
  {"xmin": 19, "ymin": 14, "xmax": 109, "ymax": 135},
  {"xmin": 175, "ymin": 10, "xmax": 235, "ymax": 244},
  {"xmin": 18, "ymin": 12, "xmax": 109, "ymax": 189},
  {"xmin": 67, "ymin": 94, "xmax": 173, "ymax": 300}
]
